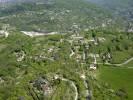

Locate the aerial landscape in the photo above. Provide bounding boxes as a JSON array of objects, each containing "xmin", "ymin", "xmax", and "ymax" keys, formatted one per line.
[{"xmin": 0, "ymin": 0, "xmax": 133, "ymax": 100}]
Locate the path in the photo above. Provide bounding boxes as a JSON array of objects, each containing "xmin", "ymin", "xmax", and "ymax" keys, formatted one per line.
[
  {"xmin": 114, "ymin": 57, "xmax": 133, "ymax": 66},
  {"xmin": 61, "ymin": 78, "xmax": 78, "ymax": 100},
  {"xmin": 70, "ymin": 49, "xmax": 75, "ymax": 58},
  {"xmin": 81, "ymin": 74, "xmax": 91, "ymax": 100},
  {"xmin": 54, "ymin": 75, "xmax": 78, "ymax": 100},
  {"xmin": 98, "ymin": 57, "xmax": 133, "ymax": 67}
]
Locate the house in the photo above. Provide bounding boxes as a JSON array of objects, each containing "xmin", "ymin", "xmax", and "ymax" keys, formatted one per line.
[
  {"xmin": 98, "ymin": 37, "xmax": 106, "ymax": 42},
  {"xmin": 90, "ymin": 64, "xmax": 97, "ymax": 70},
  {"xmin": 0, "ymin": 77, "xmax": 4, "ymax": 84},
  {"xmin": 48, "ymin": 47, "xmax": 54, "ymax": 53},
  {"xmin": 90, "ymin": 55, "xmax": 97, "ymax": 70},
  {"xmin": 14, "ymin": 50, "xmax": 25, "ymax": 62},
  {"xmin": 0, "ymin": 30, "xmax": 9, "ymax": 38}
]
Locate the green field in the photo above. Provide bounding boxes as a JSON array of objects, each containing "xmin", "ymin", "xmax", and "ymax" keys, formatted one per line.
[{"xmin": 99, "ymin": 64, "xmax": 133, "ymax": 100}]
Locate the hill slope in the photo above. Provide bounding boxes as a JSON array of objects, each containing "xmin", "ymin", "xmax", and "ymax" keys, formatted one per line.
[
  {"xmin": 87, "ymin": 0, "xmax": 133, "ymax": 30},
  {"xmin": 0, "ymin": 0, "xmax": 127, "ymax": 32}
]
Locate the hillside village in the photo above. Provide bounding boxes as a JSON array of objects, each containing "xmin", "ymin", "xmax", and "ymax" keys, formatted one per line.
[
  {"xmin": 18, "ymin": 30, "xmax": 112, "ymax": 71},
  {"xmin": 0, "ymin": 18, "xmax": 133, "ymax": 100},
  {"xmin": 0, "ymin": 0, "xmax": 133, "ymax": 100},
  {"xmin": 0, "ymin": 27, "xmax": 132, "ymax": 99}
]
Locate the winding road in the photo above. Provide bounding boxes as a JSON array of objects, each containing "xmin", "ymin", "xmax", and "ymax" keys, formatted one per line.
[
  {"xmin": 98, "ymin": 57, "xmax": 133, "ymax": 67},
  {"xmin": 53, "ymin": 75, "xmax": 78, "ymax": 100},
  {"xmin": 61, "ymin": 78, "xmax": 78, "ymax": 100}
]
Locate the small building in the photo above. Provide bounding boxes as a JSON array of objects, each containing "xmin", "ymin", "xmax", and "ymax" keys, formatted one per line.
[
  {"xmin": 14, "ymin": 50, "xmax": 25, "ymax": 62},
  {"xmin": 90, "ymin": 64, "xmax": 97, "ymax": 70},
  {"xmin": 90, "ymin": 55, "xmax": 97, "ymax": 70},
  {"xmin": 0, "ymin": 30, "xmax": 9, "ymax": 38},
  {"xmin": 0, "ymin": 77, "xmax": 4, "ymax": 84}
]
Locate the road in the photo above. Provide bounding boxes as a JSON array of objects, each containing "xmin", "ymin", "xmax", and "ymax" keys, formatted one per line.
[
  {"xmin": 111, "ymin": 57, "xmax": 133, "ymax": 66},
  {"xmin": 81, "ymin": 74, "xmax": 91, "ymax": 100},
  {"xmin": 54, "ymin": 75, "xmax": 78, "ymax": 100},
  {"xmin": 98, "ymin": 57, "xmax": 133, "ymax": 66},
  {"xmin": 61, "ymin": 78, "xmax": 78, "ymax": 100},
  {"xmin": 69, "ymin": 49, "xmax": 75, "ymax": 58}
]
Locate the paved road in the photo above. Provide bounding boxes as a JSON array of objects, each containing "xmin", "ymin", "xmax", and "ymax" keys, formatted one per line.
[
  {"xmin": 98, "ymin": 57, "xmax": 133, "ymax": 67},
  {"xmin": 112, "ymin": 57, "xmax": 133, "ymax": 66}
]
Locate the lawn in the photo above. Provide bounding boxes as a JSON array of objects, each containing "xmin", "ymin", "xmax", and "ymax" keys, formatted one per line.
[{"xmin": 98, "ymin": 65, "xmax": 133, "ymax": 100}]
